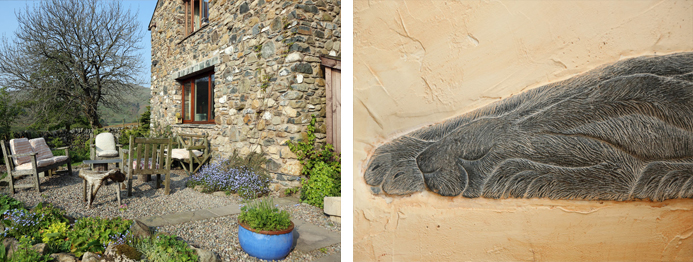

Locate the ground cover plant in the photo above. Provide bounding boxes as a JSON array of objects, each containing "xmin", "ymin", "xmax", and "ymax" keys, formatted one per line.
[
  {"xmin": 187, "ymin": 154, "xmax": 271, "ymax": 199},
  {"xmin": 0, "ymin": 195, "xmax": 199, "ymax": 261},
  {"xmin": 288, "ymin": 115, "xmax": 341, "ymax": 208}
]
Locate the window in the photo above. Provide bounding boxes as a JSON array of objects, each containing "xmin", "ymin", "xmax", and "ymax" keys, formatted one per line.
[
  {"xmin": 181, "ymin": 72, "xmax": 215, "ymax": 123},
  {"xmin": 184, "ymin": 0, "xmax": 209, "ymax": 35}
]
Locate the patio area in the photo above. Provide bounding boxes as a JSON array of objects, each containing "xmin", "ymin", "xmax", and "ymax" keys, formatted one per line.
[{"xmin": 0, "ymin": 164, "xmax": 340, "ymax": 261}]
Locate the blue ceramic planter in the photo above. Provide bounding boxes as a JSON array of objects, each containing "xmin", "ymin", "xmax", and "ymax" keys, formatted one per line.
[{"xmin": 239, "ymin": 221, "xmax": 295, "ymax": 260}]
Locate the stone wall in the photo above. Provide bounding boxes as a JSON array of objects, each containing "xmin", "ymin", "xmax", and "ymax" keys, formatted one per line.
[{"xmin": 149, "ymin": 0, "xmax": 340, "ymax": 191}]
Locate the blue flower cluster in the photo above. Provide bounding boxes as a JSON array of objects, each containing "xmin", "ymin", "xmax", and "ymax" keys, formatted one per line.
[
  {"xmin": 2, "ymin": 209, "xmax": 40, "ymax": 240},
  {"xmin": 107, "ymin": 229, "xmax": 131, "ymax": 248},
  {"xmin": 187, "ymin": 157, "xmax": 271, "ymax": 199}
]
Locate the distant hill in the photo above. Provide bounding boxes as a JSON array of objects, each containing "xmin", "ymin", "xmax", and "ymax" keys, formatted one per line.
[
  {"xmin": 9, "ymin": 85, "xmax": 151, "ymax": 131},
  {"xmin": 99, "ymin": 86, "xmax": 151, "ymax": 126}
]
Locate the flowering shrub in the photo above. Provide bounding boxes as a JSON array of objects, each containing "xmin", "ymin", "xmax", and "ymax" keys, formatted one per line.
[
  {"xmin": 187, "ymin": 157, "xmax": 271, "ymax": 199},
  {"xmin": 66, "ymin": 217, "xmax": 133, "ymax": 257},
  {"xmin": 238, "ymin": 198, "xmax": 291, "ymax": 231},
  {"xmin": 2, "ymin": 209, "xmax": 46, "ymax": 243}
]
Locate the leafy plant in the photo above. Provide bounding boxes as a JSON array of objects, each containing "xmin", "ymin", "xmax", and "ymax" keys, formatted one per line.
[
  {"xmin": 300, "ymin": 162, "xmax": 340, "ymax": 208},
  {"xmin": 238, "ymin": 197, "xmax": 291, "ymax": 231},
  {"xmin": 2, "ymin": 209, "xmax": 45, "ymax": 242},
  {"xmin": 284, "ymin": 187, "xmax": 300, "ymax": 196},
  {"xmin": 0, "ymin": 87, "xmax": 22, "ymax": 141},
  {"xmin": 0, "ymin": 194, "xmax": 25, "ymax": 214},
  {"xmin": 120, "ymin": 106, "xmax": 151, "ymax": 144},
  {"xmin": 287, "ymin": 115, "xmax": 340, "ymax": 179},
  {"xmin": 66, "ymin": 217, "xmax": 132, "ymax": 257},
  {"xmin": 7, "ymin": 236, "xmax": 51, "ymax": 262},
  {"xmin": 41, "ymin": 221, "xmax": 70, "ymax": 253},
  {"xmin": 187, "ymin": 155, "xmax": 271, "ymax": 199},
  {"xmin": 135, "ymin": 233, "xmax": 197, "ymax": 262},
  {"xmin": 287, "ymin": 115, "xmax": 341, "ymax": 208}
]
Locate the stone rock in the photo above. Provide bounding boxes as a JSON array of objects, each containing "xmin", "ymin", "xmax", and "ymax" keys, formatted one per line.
[
  {"xmin": 285, "ymin": 52, "xmax": 303, "ymax": 63},
  {"xmin": 280, "ymin": 147, "xmax": 297, "ymax": 159},
  {"xmin": 32, "ymin": 243, "xmax": 47, "ymax": 255},
  {"xmin": 278, "ymin": 68, "xmax": 291, "ymax": 76},
  {"xmin": 289, "ymin": 42, "xmax": 310, "ymax": 53},
  {"xmin": 279, "ymin": 160, "xmax": 302, "ymax": 176},
  {"xmin": 333, "ymin": 41, "xmax": 341, "ymax": 51},
  {"xmin": 3, "ymin": 238, "xmax": 19, "ymax": 258},
  {"xmin": 282, "ymin": 91, "xmax": 302, "ymax": 100},
  {"xmin": 50, "ymin": 253, "xmax": 78, "ymax": 262},
  {"xmin": 270, "ymin": 17, "xmax": 282, "ymax": 32},
  {"xmin": 192, "ymin": 247, "xmax": 220, "ymax": 262},
  {"xmin": 283, "ymin": 107, "xmax": 298, "ymax": 117},
  {"xmin": 324, "ymin": 197, "xmax": 341, "ymax": 216},
  {"xmin": 260, "ymin": 41, "xmax": 275, "ymax": 59},
  {"xmin": 291, "ymin": 63, "xmax": 313, "ymax": 74},
  {"xmin": 212, "ymin": 191, "xmax": 227, "ymax": 197},
  {"xmin": 130, "ymin": 220, "xmax": 152, "ymax": 239},
  {"xmin": 82, "ymin": 252, "xmax": 99, "ymax": 262},
  {"xmin": 239, "ymin": 2, "xmax": 249, "ymax": 14}
]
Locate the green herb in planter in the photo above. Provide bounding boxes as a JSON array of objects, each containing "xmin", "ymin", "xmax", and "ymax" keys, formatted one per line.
[{"xmin": 238, "ymin": 198, "xmax": 292, "ymax": 231}]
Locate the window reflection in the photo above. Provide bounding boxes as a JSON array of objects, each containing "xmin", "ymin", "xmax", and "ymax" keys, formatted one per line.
[
  {"xmin": 184, "ymin": 82, "xmax": 191, "ymax": 121},
  {"xmin": 194, "ymin": 76, "xmax": 209, "ymax": 122}
]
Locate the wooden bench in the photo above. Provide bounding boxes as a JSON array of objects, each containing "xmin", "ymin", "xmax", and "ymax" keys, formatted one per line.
[
  {"xmin": 124, "ymin": 137, "xmax": 173, "ymax": 196},
  {"xmin": 1, "ymin": 138, "xmax": 72, "ymax": 194}
]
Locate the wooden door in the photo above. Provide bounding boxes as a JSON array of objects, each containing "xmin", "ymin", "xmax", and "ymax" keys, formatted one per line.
[{"xmin": 322, "ymin": 57, "xmax": 341, "ymax": 154}]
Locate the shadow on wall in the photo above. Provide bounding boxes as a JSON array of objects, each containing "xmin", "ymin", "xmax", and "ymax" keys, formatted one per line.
[{"xmin": 365, "ymin": 52, "xmax": 693, "ymax": 202}]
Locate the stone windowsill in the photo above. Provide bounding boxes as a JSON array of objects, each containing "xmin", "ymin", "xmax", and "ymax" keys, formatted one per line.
[
  {"xmin": 174, "ymin": 123, "xmax": 216, "ymax": 129},
  {"xmin": 177, "ymin": 23, "xmax": 210, "ymax": 45}
]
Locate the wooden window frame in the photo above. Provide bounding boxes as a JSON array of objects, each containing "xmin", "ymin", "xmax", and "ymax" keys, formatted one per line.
[
  {"xmin": 181, "ymin": 71, "xmax": 215, "ymax": 124},
  {"xmin": 184, "ymin": 0, "xmax": 209, "ymax": 35}
]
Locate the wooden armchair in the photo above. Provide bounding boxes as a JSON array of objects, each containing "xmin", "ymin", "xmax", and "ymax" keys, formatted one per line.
[
  {"xmin": 172, "ymin": 133, "xmax": 210, "ymax": 175},
  {"xmin": 124, "ymin": 136, "xmax": 173, "ymax": 196},
  {"xmin": 90, "ymin": 132, "xmax": 123, "ymax": 169},
  {"xmin": 1, "ymin": 138, "xmax": 72, "ymax": 195}
]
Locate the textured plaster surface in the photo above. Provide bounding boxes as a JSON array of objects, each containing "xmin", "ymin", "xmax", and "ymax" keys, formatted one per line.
[{"xmin": 354, "ymin": 0, "xmax": 693, "ymax": 260}]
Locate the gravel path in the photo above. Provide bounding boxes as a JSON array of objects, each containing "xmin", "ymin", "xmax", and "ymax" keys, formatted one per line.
[
  {"xmin": 159, "ymin": 214, "xmax": 340, "ymax": 262},
  {"xmin": 1, "ymin": 165, "xmax": 341, "ymax": 261}
]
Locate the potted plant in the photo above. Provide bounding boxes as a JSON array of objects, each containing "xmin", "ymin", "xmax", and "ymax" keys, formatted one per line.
[{"xmin": 238, "ymin": 198, "xmax": 294, "ymax": 260}]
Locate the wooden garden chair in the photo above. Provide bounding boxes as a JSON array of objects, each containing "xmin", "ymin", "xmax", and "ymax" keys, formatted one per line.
[
  {"xmin": 124, "ymin": 136, "xmax": 173, "ymax": 196},
  {"xmin": 171, "ymin": 133, "xmax": 210, "ymax": 175},
  {"xmin": 1, "ymin": 138, "xmax": 72, "ymax": 195}
]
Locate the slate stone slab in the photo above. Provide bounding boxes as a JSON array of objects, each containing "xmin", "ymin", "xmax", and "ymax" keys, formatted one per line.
[{"xmin": 365, "ymin": 52, "xmax": 693, "ymax": 201}]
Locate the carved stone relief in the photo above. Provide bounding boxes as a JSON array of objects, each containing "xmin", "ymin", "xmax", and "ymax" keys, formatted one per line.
[{"xmin": 365, "ymin": 52, "xmax": 693, "ymax": 201}]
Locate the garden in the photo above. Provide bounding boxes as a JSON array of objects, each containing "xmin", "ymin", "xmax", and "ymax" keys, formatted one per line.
[{"xmin": 0, "ymin": 115, "xmax": 341, "ymax": 261}]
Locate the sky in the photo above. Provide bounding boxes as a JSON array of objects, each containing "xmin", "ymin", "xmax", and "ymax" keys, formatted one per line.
[{"xmin": 0, "ymin": 0, "xmax": 158, "ymax": 88}]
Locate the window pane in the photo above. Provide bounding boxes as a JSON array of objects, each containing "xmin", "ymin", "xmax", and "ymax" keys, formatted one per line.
[
  {"xmin": 210, "ymin": 74, "xmax": 215, "ymax": 120},
  {"xmin": 194, "ymin": 0, "xmax": 200, "ymax": 30},
  {"xmin": 184, "ymin": 82, "xmax": 191, "ymax": 120},
  {"xmin": 194, "ymin": 76, "xmax": 208, "ymax": 121}
]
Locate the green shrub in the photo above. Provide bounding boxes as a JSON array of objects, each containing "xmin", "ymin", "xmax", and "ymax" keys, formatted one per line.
[
  {"xmin": 7, "ymin": 236, "xmax": 51, "ymax": 262},
  {"xmin": 300, "ymin": 162, "xmax": 340, "ymax": 209},
  {"xmin": 238, "ymin": 197, "xmax": 291, "ymax": 231},
  {"xmin": 0, "ymin": 194, "xmax": 25, "ymax": 214},
  {"xmin": 135, "ymin": 233, "xmax": 197, "ymax": 262},
  {"xmin": 66, "ymin": 217, "xmax": 133, "ymax": 257},
  {"xmin": 120, "ymin": 106, "xmax": 151, "ymax": 144},
  {"xmin": 287, "ymin": 115, "xmax": 341, "ymax": 208}
]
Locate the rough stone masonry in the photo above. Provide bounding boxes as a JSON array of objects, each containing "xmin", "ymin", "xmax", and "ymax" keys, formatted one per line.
[{"xmin": 149, "ymin": 0, "xmax": 340, "ymax": 191}]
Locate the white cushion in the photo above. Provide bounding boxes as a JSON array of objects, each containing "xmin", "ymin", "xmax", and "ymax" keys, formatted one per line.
[
  {"xmin": 170, "ymin": 149, "xmax": 203, "ymax": 160},
  {"xmin": 132, "ymin": 160, "xmax": 160, "ymax": 170},
  {"xmin": 49, "ymin": 156, "xmax": 69, "ymax": 164},
  {"xmin": 95, "ymin": 133, "xmax": 117, "ymax": 155},
  {"xmin": 9, "ymin": 138, "xmax": 33, "ymax": 165},
  {"xmin": 97, "ymin": 150, "xmax": 119, "ymax": 157},
  {"xmin": 29, "ymin": 138, "xmax": 54, "ymax": 160},
  {"xmin": 15, "ymin": 159, "xmax": 54, "ymax": 170}
]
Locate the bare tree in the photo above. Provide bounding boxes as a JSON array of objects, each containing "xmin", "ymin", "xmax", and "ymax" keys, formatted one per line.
[{"xmin": 0, "ymin": 0, "xmax": 143, "ymax": 128}]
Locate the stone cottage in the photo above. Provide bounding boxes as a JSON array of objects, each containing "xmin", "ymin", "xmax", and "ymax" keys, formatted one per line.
[{"xmin": 147, "ymin": 0, "xmax": 341, "ymax": 191}]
